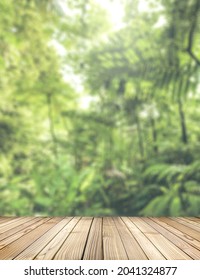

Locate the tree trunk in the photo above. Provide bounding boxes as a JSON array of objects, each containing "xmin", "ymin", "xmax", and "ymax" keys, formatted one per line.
[
  {"xmin": 175, "ymin": 73, "xmax": 188, "ymax": 145},
  {"xmin": 150, "ymin": 117, "xmax": 158, "ymax": 153},
  {"xmin": 178, "ymin": 97, "xmax": 188, "ymax": 144}
]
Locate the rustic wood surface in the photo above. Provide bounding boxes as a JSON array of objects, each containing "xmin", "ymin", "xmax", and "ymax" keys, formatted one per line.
[{"xmin": 0, "ymin": 217, "xmax": 199, "ymax": 260}]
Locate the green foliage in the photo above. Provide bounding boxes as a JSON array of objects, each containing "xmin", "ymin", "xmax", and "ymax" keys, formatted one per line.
[{"xmin": 0, "ymin": 0, "xmax": 200, "ymax": 216}]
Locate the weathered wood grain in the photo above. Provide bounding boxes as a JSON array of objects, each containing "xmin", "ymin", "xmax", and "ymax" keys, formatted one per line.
[
  {"xmin": 144, "ymin": 217, "xmax": 200, "ymax": 259},
  {"xmin": 15, "ymin": 217, "xmax": 66, "ymax": 260},
  {"xmin": 0, "ymin": 218, "xmax": 55, "ymax": 259},
  {"xmin": 172, "ymin": 217, "xmax": 200, "ymax": 232},
  {"xmin": 0, "ymin": 217, "xmax": 15, "ymax": 225},
  {"xmin": 122, "ymin": 217, "xmax": 165, "ymax": 260},
  {"xmin": 83, "ymin": 217, "xmax": 103, "ymax": 260},
  {"xmin": 185, "ymin": 217, "xmax": 200, "ymax": 223},
  {"xmin": 0, "ymin": 217, "xmax": 199, "ymax": 260},
  {"xmin": 179, "ymin": 217, "xmax": 200, "ymax": 226},
  {"xmin": 103, "ymin": 217, "xmax": 128, "ymax": 260},
  {"xmin": 0, "ymin": 217, "xmax": 39, "ymax": 242},
  {"xmin": 35, "ymin": 217, "xmax": 80, "ymax": 260},
  {"xmin": 0, "ymin": 217, "xmax": 28, "ymax": 234},
  {"xmin": 113, "ymin": 217, "xmax": 147, "ymax": 260},
  {"xmin": 160, "ymin": 217, "xmax": 200, "ymax": 242},
  {"xmin": 152, "ymin": 217, "xmax": 200, "ymax": 251},
  {"xmin": 130, "ymin": 217, "xmax": 191, "ymax": 260},
  {"xmin": 53, "ymin": 217, "xmax": 93, "ymax": 260}
]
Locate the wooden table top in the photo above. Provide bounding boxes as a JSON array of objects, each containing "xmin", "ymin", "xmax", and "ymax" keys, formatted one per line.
[{"xmin": 0, "ymin": 217, "xmax": 199, "ymax": 260}]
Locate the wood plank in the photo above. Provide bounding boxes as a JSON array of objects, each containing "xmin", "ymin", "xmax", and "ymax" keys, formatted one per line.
[
  {"xmin": 153, "ymin": 217, "xmax": 200, "ymax": 251},
  {"xmin": 0, "ymin": 217, "xmax": 56, "ymax": 259},
  {"xmin": 0, "ymin": 217, "xmax": 28, "ymax": 233},
  {"xmin": 0, "ymin": 217, "xmax": 199, "ymax": 260},
  {"xmin": 15, "ymin": 217, "xmax": 66, "ymax": 259},
  {"xmin": 122, "ymin": 217, "xmax": 165, "ymax": 260},
  {"xmin": 0, "ymin": 217, "xmax": 23, "ymax": 225},
  {"xmin": 54, "ymin": 217, "xmax": 93, "ymax": 260},
  {"xmin": 0, "ymin": 218, "xmax": 44, "ymax": 250},
  {"xmin": 83, "ymin": 217, "xmax": 103, "ymax": 260},
  {"xmin": 185, "ymin": 217, "xmax": 200, "ymax": 224},
  {"xmin": 130, "ymin": 217, "xmax": 191, "ymax": 260},
  {"xmin": 0, "ymin": 217, "xmax": 15, "ymax": 225},
  {"xmin": 160, "ymin": 217, "xmax": 200, "ymax": 242},
  {"xmin": 103, "ymin": 217, "xmax": 128, "ymax": 260},
  {"xmin": 144, "ymin": 218, "xmax": 200, "ymax": 259},
  {"xmin": 176, "ymin": 217, "xmax": 200, "ymax": 229},
  {"xmin": 113, "ymin": 217, "xmax": 147, "ymax": 260},
  {"xmin": 35, "ymin": 217, "xmax": 80, "ymax": 260},
  {"xmin": 0, "ymin": 217, "xmax": 39, "ymax": 242}
]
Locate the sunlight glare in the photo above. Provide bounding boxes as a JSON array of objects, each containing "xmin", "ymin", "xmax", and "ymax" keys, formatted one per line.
[
  {"xmin": 95, "ymin": 0, "xmax": 124, "ymax": 30},
  {"xmin": 138, "ymin": 0, "xmax": 164, "ymax": 13},
  {"xmin": 79, "ymin": 95, "xmax": 98, "ymax": 110}
]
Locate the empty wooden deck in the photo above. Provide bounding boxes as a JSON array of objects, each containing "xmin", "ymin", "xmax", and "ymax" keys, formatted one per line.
[{"xmin": 0, "ymin": 217, "xmax": 199, "ymax": 260}]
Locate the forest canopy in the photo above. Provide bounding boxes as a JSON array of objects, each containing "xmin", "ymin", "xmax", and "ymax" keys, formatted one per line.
[{"xmin": 0, "ymin": 0, "xmax": 200, "ymax": 216}]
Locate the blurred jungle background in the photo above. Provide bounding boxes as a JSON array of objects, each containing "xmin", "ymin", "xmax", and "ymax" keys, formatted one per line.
[{"xmin": 0, "ymin": 0, "xmax": 200, "ymax": 216}]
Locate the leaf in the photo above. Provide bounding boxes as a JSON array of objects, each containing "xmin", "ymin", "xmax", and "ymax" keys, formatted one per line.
[
  {"xmin": 186, "ymin": 194, "xmax": 200, "ymax": 215},
  {"xmin": 169, "ymin": 197, "xmax": 182, "ymax": 216},
  {"xmin": 141, "ymin": 195, "xmax": 171, "ymax": 216},
  {"xmin": 80, "ymin": 169, "xmax": 96, "ymax": 191}
]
